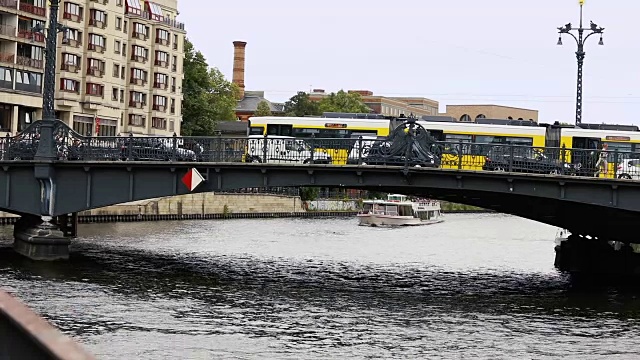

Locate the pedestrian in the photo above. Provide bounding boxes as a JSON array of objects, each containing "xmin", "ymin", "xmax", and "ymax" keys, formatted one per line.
[{"xmin": 595, "ymin": 143, "xmax": 608, "ymax": 177}]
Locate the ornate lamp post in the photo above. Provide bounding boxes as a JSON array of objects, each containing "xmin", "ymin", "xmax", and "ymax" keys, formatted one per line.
[
  {"xmin": 33, "ymin": 0, "xmax": 68, "ymax": 160},
  {"xmin": 556, "ymin": 0, "xmax": 604, "ymax": 125}
]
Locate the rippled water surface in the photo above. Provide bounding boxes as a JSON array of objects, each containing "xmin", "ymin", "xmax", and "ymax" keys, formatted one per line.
[{"xmin": 1, "ymin": 213, "xmax": 640, "ymax": 359}]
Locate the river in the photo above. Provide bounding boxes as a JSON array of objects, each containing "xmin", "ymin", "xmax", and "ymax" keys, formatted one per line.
[{"xmin": 0, "ymin": 213, "xmax": 639, "ymax": 359}]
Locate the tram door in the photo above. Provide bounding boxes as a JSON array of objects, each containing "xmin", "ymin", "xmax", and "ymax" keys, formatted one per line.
[{"xmin": 571, "ymin": 136, "xmax": 601, "ymax": 169}]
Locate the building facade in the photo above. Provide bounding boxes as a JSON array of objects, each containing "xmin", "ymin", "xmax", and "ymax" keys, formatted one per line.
[
  {"xmin": 308, "ymin": 89, "xmax": 440, "ymax": 118},
  {"xmin": 442, "ymin": 105, "xmax": 539, "ymax": 123},
  {"xmin": 0, "ymin": 0, "xmax": 185, "ymax": 136}
]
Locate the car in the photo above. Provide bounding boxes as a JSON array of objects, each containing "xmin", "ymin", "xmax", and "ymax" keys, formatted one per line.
[
  {"xmin": 483, "ymin": 147, "xmax": 575, "ymax": 175},
  {"xmin": 244, "ymin": 135, "xmax": 332, "ymax": 164},
  {"xmin": 617, "ymin": 159, "xmax": 640, "ymax": 179}
]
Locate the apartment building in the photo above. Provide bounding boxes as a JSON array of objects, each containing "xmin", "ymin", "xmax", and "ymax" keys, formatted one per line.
[{"xmin": 0, "ymin": 0, "xmax": 185, "ymax": 136}]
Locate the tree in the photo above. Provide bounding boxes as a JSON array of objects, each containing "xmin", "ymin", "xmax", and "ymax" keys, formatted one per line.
[
  {"xmin": 181, "ymin": 38, "xmax": 239, "ymax": 136},
  {"xmin": 283, "ymin": 91, "xmax": 320, "ymax": 117},
  {"xmin": 254, "ymin": 101, "xmax": 272, "ymax": 116},
  {"xmin": 317, "ymin": 90, "xmax": 371, "ymax": 114}
]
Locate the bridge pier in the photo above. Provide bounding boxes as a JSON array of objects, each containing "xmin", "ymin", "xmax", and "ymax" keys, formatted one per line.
[
  {"xmin": 13, "ymin": 215, "xmax": 70, "ymax": 261},
  {"xmin": 554, "ymin": 235, "xmax": 640, "ymax": 275}
]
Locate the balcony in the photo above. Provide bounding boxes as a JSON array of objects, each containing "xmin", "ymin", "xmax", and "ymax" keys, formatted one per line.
[
  {"xmin": 130, "ymin": 55, "xmax": 147, "ymax": 63},
  {"xmin": 61, "ymin": 63, "xmax": 80, "ymax": 73},
  {"xmin": 87, "ymin": 43, "xmax": 105, "ymax": 53},
  {"xmin": 0, "ymin": 0, "xmax": 17, "ymax": 10},
  {"xmin": 56, "ymin": 91, "xmax": 79, "ymax": 107},
  {"xmin": 170, "ymin": 106, "xmax": 175, "ymax": 114},
  {"xmin": 86, "ymin": 67, "xmax": 103, "ymax": 77},
  {"xmin": 171, "ymin": 85, "xmax": 175, "ymax": 92},
  {"xmin": 152, "ymin": 104, "xmax": 165, "ymax": 112},
  {"xmin": 127, "ymin": 11, "xmax": 185, "ymax": 31},
  {"xmin": 0, "ymin": 53, "xmax": 15, "ymax": 66},
  {"xmin": 154, "ymin": 59, "xmax": 168, "ymax": 68},
  {"xmin": 17, "ymin": 30, "xmax": 44, "ymax": 43},
  {"xmin": 129, "ymin": 78, "xmax": 146, "ymax": 86},
  {"xmin": 16, "ymin": 56, "xmax": 43, "ymax": 69},
  {"xmin": 153, "ymin": 82, "xmax": 167, "ymax": 90},
  {"xmin": 19, "ymin": 2, "xmax": 45, "ymax": 17},
  {"xmin": 129, "ymin": 100, "xmax": 145, "ymax": 109},
  {"xmin": 155, "ymin": 37, "xmax": 169, "ymax": 46},
  {"xmin": 0, "ymin": 24, "xmax": 15, "ymax": 38},
  {"xmin": 132, "ymin": 31, "xmax": 148, "ymax": 40},
  {"xmin": 62, "ymin": 38, "xmax": 82, "ymax": 48},
  {"xmin": 89, "ymin": 19, "xmax": 106, "ymax": 28},
  {"xmin": 63, "ymin": 12, "xmax": 83, "ymax": 23}
]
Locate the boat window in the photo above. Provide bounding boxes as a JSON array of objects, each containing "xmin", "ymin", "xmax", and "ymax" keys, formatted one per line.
[{"xmin": 385, "ymin": 205, "xmax": 398, "ymax": 215}]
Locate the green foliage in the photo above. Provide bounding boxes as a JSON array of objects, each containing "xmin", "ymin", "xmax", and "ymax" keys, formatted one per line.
[
  {"xmin": 182, "ymin": 38, "xmax": 239, "ymax": 136},
  {"xmin": 284, "ymin": 91, "xmax": 320, "ymax": 117},
  {"xmin": 318, "ymin": 90, "xmax": 371, "ymax": 114},
  {"xmin": 254, "ymin": 101, "xmax": 273, "ymax": 116},
  {"xmin": 299, "ymin": 187, "xmax": 320, "ymax": 202}
]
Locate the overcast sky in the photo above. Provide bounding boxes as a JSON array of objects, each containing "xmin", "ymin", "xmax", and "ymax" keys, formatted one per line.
[{"xmin": 179, "ymin": 0, "xmax": 639, "ymax": 125}]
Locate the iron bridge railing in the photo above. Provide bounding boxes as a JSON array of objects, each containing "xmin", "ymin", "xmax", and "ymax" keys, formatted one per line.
[{"xmin": 1, "ymin": 120, "xmax": 639, "ymax": 180}]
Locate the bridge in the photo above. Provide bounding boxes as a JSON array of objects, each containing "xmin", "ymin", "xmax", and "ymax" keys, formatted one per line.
[{"xmin": 1, "ymin": 116, "xmax": 640, "ymax": 268}]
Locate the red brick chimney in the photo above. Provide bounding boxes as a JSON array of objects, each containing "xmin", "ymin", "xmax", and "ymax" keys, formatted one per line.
[{"xmin": 232, "ymin": 41, "xmax": 247, "ymax": 100}]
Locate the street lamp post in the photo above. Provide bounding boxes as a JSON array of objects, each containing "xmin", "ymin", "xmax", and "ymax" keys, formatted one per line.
[
  {"xmin": 33, "ymin": 0, "xmax": 68, "ymax": 160},
  {"xmin": 556, "ymin": 1, "xmax": 604, "ymax": 125}
]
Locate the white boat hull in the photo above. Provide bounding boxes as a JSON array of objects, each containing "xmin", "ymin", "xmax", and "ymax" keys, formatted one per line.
[{"xmin": 357, "ymin": 214, "xmax": 443, "ymax": 227}]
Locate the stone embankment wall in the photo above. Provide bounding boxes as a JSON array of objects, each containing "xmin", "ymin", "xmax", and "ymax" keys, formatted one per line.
[
  {"xmin": 82, "ymin": 193, "xmax": 306, "ymax": 217},
  {"xmin": 0, "ymin": 194, "xmax": 357, "ymax": 224}
]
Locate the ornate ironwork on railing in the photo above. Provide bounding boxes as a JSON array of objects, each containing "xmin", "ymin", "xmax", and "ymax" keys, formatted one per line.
[{"xmin": 1, "ymin": 119, "xmax": 639, "ymax": 180}]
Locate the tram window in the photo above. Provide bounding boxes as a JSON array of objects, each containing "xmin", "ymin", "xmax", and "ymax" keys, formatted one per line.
[
  {"xmin": 266, "ymin": 124, "xmax": 293, "ymax": 136},
  {"xmin": 505, "ymin": 137, "xmax": 533, "ymax": 146},
  {"xmin": 249, "ymin": 126, "xmax": 264, "ymax": 135},
  {"xmin": 293, "ymin": 128, "xmax": 320, "ymax": 138},
  {"xmin": 604, "ymin": 142, "xmax": 632, "ymax": 155},
  {"xmin": 445, "ymin": 134, "xmax": 473, "ymax": 142}
]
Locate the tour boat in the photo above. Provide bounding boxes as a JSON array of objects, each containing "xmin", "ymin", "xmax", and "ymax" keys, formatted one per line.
[{"xmin": 357, "ymin": 194, "xmax": 443, "ymax": 227}]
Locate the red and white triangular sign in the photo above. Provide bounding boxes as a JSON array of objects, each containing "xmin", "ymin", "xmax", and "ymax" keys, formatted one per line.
[{"xmin": 181, "ymin": 168, "xmax": 205, "ymax": 191}]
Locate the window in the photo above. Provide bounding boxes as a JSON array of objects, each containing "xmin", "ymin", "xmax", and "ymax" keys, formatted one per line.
[
  {"xmin": 147, "ymin": 2, "xmax": 164, "ymax": 21},
  {"xmin": 112, "ymin": 87, "xmax": 118, "ymax": 101},
  {"xmin": 120, "ymin": 66, "xmax": 125, "ymax": 79},
  {"xmin": 119, "ymin": 89, "xmax": 124, "ymax": 103},
  {"xmin": 0, "ymin": 66, "xmax": 13, "ymax": 89},
  {"xmin": 87, "ymin": 58, "xmax": 105, "ymax": 76},
  {"xmin": 112, "ymin": 64, "xmax": 120, "ymax": 77},
  {"xmin": 125, "ymin": 0, "xmax": 142, "ymax": 15},
  {"xmin": 129, "ymin": 91, "xmax": 146, "ymax": 105},
  {"xmin": 131, "ymin": 45, "xmax": 148, "ymax": 61},
  {"xmin": 152, "ymin": 117, "xmax": 166, "ymax": 129},
  {"xmin": 115, "ymin": 17, "xmax": 122, "ymax": 30},
  {"xmin": 171, "ymin": 76, "xmax": 176, "ymax": 92},
  {"xmin": 130, "ymin": 68, "xmax": 147, "ymax": 84},
  {"xmin": 133, "ymin": 23, "xmax": 148, "ymax": 39},
  {"xmin": 173, "ymin": 34, "xmax": 178, "ymax": 50},
  {"xmin": 171, "ymin": 55, "xmax": 177, "ymax": 72},
  {"xmin": 123, "ymin": 20, "xmax": 127, "ymax": 32},
  {"xmin": 122, "ymin": 42, "xmax": 126, "ymax": 56},
  {"xmin": 63, "ymin": 28, "xmax": 82, "ymax": 47},
  {"xmin": 170, "ymin": 98, "xmax": 175, "ymax": 114},
  {"xmin": 128, "ymin": 114, "xmax": 145, "ymax": 127},
  {"xmin": 153, "ymin": 95, "xmax": 166, "ymax": 110},
  {"xmin": 61, "ymin": 53, "xmax": 79, "ymax": 71},
  {"xmin": 63, "ymin": 2, "xmax": 82, "ymax": 21},
  {"xmin": 169, "ymin": 120, "xmax": 174, "ymax": 132},
  {"xmin": 156, "ymin": 29, "xmax": 169, "ymax": 45},
  {"xmin": 60, "ymin": 78, "xmax": 79, "ymax": 92},
  {"xmin": 154, "ymin": 73, "xmax": 167, "ymax": 88},
  {"xmin": 155, "ymin": 50, "xmax": 168, "ymax": 66},
  {"xmin": 86, "ymin": 83, "xmax": 104, "ymax": 97},
  {"xmin": 88, "ymin": 34, "xmax": 106, "ymax": 51},
  {"xmin": 89, "ymin": 9, "xmax": 107, "ymax": 27}
]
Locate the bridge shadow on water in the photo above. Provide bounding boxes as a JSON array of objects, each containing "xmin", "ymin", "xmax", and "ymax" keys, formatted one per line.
[{"xmin": 1, "ymin": 238, "xmax": 640, "ymax": 334}]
